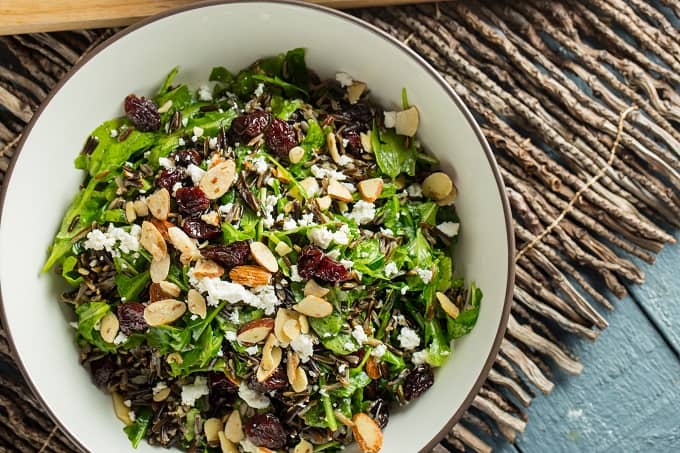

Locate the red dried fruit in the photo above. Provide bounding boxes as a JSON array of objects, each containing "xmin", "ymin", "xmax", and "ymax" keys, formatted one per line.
[
  {"xmin": 148, "ymin": 282, "xmax": 176, "ymax": 302},
  {"xmin": 172, "ymin": 149, "xmax": 202, "ymax": 167},
  {"xmin": 403, "ymin": 364, "xmax": 434, "ymax": 402},
  {"xmin": 117, "ymin": 302, "xmax": 148, "ymax": 335},
  {"xmin": 182, "ymin": 218, "xmax": 221, "ymax": 240},
  {"xmin": 155, "ymin": 168, "xmax": 184, "ymax": 192},
  {"xmin": 248, "ymin": 366, "xmax": 288, "ymax": 393},
  {"xmin": 244, "ymin": 413, "xmax": 286, "ymax": 449},
  {"xmin": 201, "ymin": 241, "xmax": 250, "ymax": 268},
  {"xmin": 347, "ymin": 102, "xmax": 373, "ymax": 125},
  {"xmin": 368, "ymin": 399, "xmax": 389, "ymax": 429},
  {"xmin": 342, "ymin": 129, "xmax": 364, "ymax": 154},
  {"xmin": 265, "ymin": 118, "xmax": 298, "ymax": 156},
  {"xmin": 208, "ymin": 371, "xmax": 238, "ymax": 410},
  {"xmin": 124, "ymin": 94, "xmax": 161, "ymax": 132},
  {"xmin": 175, "ymin": 186, "xmax": 210, "ymax": 216},
  {"xmin": 90, "ymin": 356, "xmax": 116, "ymax": 389},
  {"xmin": 230, "ymin": 112, "xmax": 271, "ymax": 141},
  {"xmin": 297, "ymin": 245, "xmax": 351, "ymax": 283}
]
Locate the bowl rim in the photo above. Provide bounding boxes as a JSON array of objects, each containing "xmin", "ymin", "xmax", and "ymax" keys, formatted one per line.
[{"xmin": 0, "ymin": 1, "xmax": 515, "ymax": 451}]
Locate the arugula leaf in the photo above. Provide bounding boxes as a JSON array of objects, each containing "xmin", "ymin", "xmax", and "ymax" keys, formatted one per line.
[
  {"xmin": 322, "ymin": 332, "xmax": 359, "ymax": 355},
  {"xmin": 371, "ymin": 122, "xmax": 417, "ymax": 179},
  {"xmin": 330, "ymin": 372, "xmax": 371, "ymax": 398},
  {"xmin": 169, "ymin": 324, "xmax": 223, "ymax": 377},
  {"xmin": 61, "ymin": 255, "xmax": 83, "ymax": 286},
  {"xmin": 252, "ymin": 74, "xmax": 308, "ymax": 97},
  {"xmin": 75, "ymin": 302, "xmax": 116, "ymax": 352},
  {"xmin": 309, "ymin": 312, "xmax": 344, "ymax": 339},
  {"xmin": 424, "ymin": 319, "xmax": 451, "ymax": 366},
  {"xmin": 156, "ymin": 84, "xmax": 191, "ymax": 113},
  {"xmin": 209, "ymin": 66, "xmax": 234, "ymax": 84},
  {"xmin": 447, "ymin": 283, "xmax": 482, "ymax": 340},
  {"xmin": 146, "ymin": 326, "xmax": 191, "ymax": 354},
  {"xmin": 301, "ymin": 120, "xmax": 325, "ymax": 151},
  {"xmin": 283, "ymin": 48, "xmax": 309, "ymax": 89},
  {"xmin": 406, "ymin": 230, "xmax": 433, "ymax": 270},
  {"xmin": 184, "ymin": 408, "xmax": 201, "ymax": 442},
  {"xmin": 349, "ymin": 239, "xmax": 385, "ymax": 277},
  {"xmin": 115, "ymin": 271, "xmax": 150, "ymax": 302},
  {"xmin": 222, "ymin": 207, "xmax": 259, "ymax": 242},
  {"xmin": 123, "ymin": 407, "xmax": 152, "ymax": 448},
  {"xmin": 158, "ymin": 67, "xmax": 179, "ymax": 96},
  {"xmin": 270, "ymin": 96, "xmax": 303, "ymax": 120}
]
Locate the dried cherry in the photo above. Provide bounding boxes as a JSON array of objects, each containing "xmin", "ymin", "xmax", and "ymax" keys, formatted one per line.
[
  {"xmin": 403, "ymin": 364, "xmax": 434, "ymax": 402},
  {"xmin": 124, "ymin": 94, "xmax": 161, "ymax": 132},
  {"xmin": 175, "ymin": 186, "xmax": 210, "ymax": 216},
  {"xmin": 244, "ymin": 413, "xmax": 286, "ymax": 449},
  {"xmin": 248, "ymin": 366, "xmax": 288, "ymax": 393},
  {"xmin": 182, "ymin": 218, "xmax": 221, "ymax": 240},
  {"xmin": 201, "ymin": 241, "xmax": 250, "ymax": 268},
  {"xmin": 117, "ymin": 302, "xmax": 148, "ymax": 335},
  {"xmin": 297, "ymin": 245, "xmax": 351, "ymax": 283},
  {"xmin": 90, "ymin": 356, "xmax": 116, "ymax": 389},
  {"xmin": 368, "ymin": 399, "xmax": 390, "ymax": 429},
  {"xmin": 208, "ymin": 371, "xmax": 238, "ymax": 409},
  {"xmin": 230, "ymin": 112, "xmax": 271, "ymax": 141},
  {"xmin": 155, "ymin": 168, "xmax": 184, "ymax": 192},
  {"xmin": 265, "ymin": 118, "xmax": 298, "ymax": 156},
  {"xmin": 342, "ymin": 129, "xmax": 364, "ymax": 154}
]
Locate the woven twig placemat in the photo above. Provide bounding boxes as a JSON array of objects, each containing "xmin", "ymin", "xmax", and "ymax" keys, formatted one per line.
[{"xmin": 0, "ymin": 1, "xmax": 678, "ymax": 451}]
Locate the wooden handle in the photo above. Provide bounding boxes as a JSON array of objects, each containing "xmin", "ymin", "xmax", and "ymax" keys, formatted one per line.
[{"xmin": 0, "ymin": 0, "xmax": 433, "ymax": 35}]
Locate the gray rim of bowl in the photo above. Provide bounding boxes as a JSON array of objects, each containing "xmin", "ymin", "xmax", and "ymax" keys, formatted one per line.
[{"xmin": 0, "ymin": 1, "xmax": 515, "ymax": 451}]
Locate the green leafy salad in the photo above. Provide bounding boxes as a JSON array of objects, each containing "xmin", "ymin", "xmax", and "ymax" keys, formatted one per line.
[{"xmin": 44, "ymin": 48, "xmax": 482, "ymax": 453}]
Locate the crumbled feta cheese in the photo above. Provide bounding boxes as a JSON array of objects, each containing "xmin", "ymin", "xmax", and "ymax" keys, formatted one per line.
[
  {"xmin": 380, "ymin": 227, "xmax": 394, "ymax": 236},
  {"xmin": 406, "ymin": 184, "xmax": 423, "ymax": 198},
  {"xmin": 123, "ymin": 399, "xmax": 132, "ymax": 408},
  {"xmin": 245, "ymin": 345, "xmax": 259, "ymax": 355},
  {"xmin": 229, "ymin": 309, "xmax": 240, "ymax": 324},
  {"xmin": 190, "ymin": 314, "xmax": 198, "ymax": 321},
  {"xmin": 344, "ymin": 341, "xmax": 356, "ymax": 350},
  {"xmin": 158, "ymin": 157, "xmax": 175, "ymax": 169},
  {"xmin": 262, "ymin": 195, "xmax": 279, "ymax": 228},
  {"xmin": 352, "ymin": 325, "xmax": 368, "ymax": 345},
  {"xmin": 69, "ymin": 321, "xmax": 78, "ymax": 329},
  {"xmin": 152, "ymin": 381, "xmax": 168, "ymax": 395},
  {"xmin": 193, "ymin": 126, "xmax": 204, "ymax": 138},
  {"xmin": 83, "ymin": 224, "xmax": 141, "ymax": 257},
  {"xmin": 346, "ymin": 200, "xmax": 376, "ymax": 225},
  {"xmin": 310, "ymin": 164, "xmax": 347, "ymax": 181},
  {"xmin": 384, "ymin": 111, "xmax": 397, "ymax": 128},
  {"xmin": 400, "ymin": 285, "xmax": 410, "ymax": 295},
  {"xmin": 340, "ymin": 259, "xmax": 354, "ymax": 270},
  {"xmin": 172, "ymin": 181, "xmax": 183, "ymax": 195},
  {"xmin": 128, "ymin": 411, "xmax": 136, "ymax": 422},
  {"xmin": 186, "ymin": 164, "xmax": 206, "ymax": 185},
  {"xmin": 416, "ymin": 267, "xmax": 433, "ymax": 284},
  {"xmin": 437, "ymin": 221, "xmax": 460, "ymax": 237},
  {"xmin": 338, "ymin": 154, "xmax": 353, "ymax": 166},
  {"xmin": 398, "ymin": 327, "xmax": 420, "ymax": 350},
  {"xmin": 113, "ymin": 332, "xmax": 128, "ymax": 345},
  {"xmin": 208, "ymin": 137, "xmax": 218, "ymax": 149},
  {"xmin": 178, "ymin": 137, "xmax": 186, "ymax": 146},
  {"xmin": 250, "ymin": 285, "xmax": 281, "ymax": 315},
  {"xmin": 251, "ymin": 156, "xmax": 268, "ymax": 174},
  {"xmin": 282, "ymin": 218, "xmax": 298, "ymax": 231},
  {"xmin": 238, "ymin": 382, "xmax": 270, "ymax": 409},
  {"xmin": 218, "ymin": 203, "xmax": 234, "ymax": 215},
  {"xmin": 371, "ymin": 343, "xmax": 387, "ymax": 358},
  {"xmin": 291, "ymin": 334, "xmax": 314, "ymax": 362},
  {"xmin": 290, "ymin": 265, "xmax": 303, "ymax": 282},
  {"xmin": 341, "ymin": 182, "xmax": 356, "ymax": 193},
  {"xmin": 224, "ymin": 330, "xmax": 237, "ymax": 341},
  {"xmin": 394, "ymin": 314, "xmax": 408, "ymax": 326},
  {"xmin": 198, "ymin": 85, "xmax": 213, "ymax": 101},
  {"xmin": 336, "ymin": 72, "xmax": 354, "ymax": 87},
  {"xmin": 109, "ymin": 128, "xmax": 118, "ymax": 138},
  {"xmin": 384, "ymin": 262, "xmax": 399, "ymax": 278},
  {"xmin": 412, "ymin": 349, "xmax": 429, "ymax": 365},
  {"xmin": 254, "ymin": 83, "xmax": 265, "ymax": 97},
  {"xmin": 297, "ymin": 213, "xmax": 316, "ymax": 227},
  {"xmin": 326, "ymin": 249, "xmax": 341, "ymax": 260},
  {"xmin": 332, "ymin": 226, "xmax": 350, "ymax": 245},
  {"xmin": 181, "ymin": 376, "xmax": 209, "ymax": 406},
  {"xmin": 181, "ymin": 117, "xmax": 189, "ymax": 127},
  {"xmin": 308, "ymin": 227, "xmax": 334, "ymax": 249},
  {"xmin": 342, "ymin": 138, "xmax": 350, "ymax": 148},
  {"xmin": 194, "ymin": 276, "xmax": 259, "ymax": 307}
]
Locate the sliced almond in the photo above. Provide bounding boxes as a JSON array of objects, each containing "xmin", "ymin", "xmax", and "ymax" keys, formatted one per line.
[
  {"xmin": 422, "ymin": 172, "xmax": 453, "ymax": 201},
  {"xmin": 360, "ymin": 131, "xmax": 372, "ymax": 153},
  {"xmin": 274, "ymin": 308, "xmax": 296, "ymax": 344},
  {"xmin": 237, "ymin": 318, "xmax": 275, "ymax": 344},
  {"xmin": 335, "ymin": 410, "xmax": 355, "ymax": 428},
  {"xmin": 112, "ymin": 392, "xmax": 133, "ymax": 426},
  {"xmin": 193, "ymin": 259, "xmax": 225, "ymax": 279},
  {"xmin": 294, "ymin": 439, "xmax": 314, "ymax": 453},
  {"xmin": 100, "ymin": 312, "xmax": 119, "ymax": 344},
  {"xmin": 289, "ymin": 146, "xmax": 305, "ymax": 164},
  {"xmin": 200, "ymin": 159, "xmax": 236, "ymax": 200},
  {"xmin": 315, "ymin": 195, "xmax": 332, "ymax": 211},
  {"xmin": 167, "ymin": 226, "xmax": 201, "ymax": 264},
  {"xmin": 436, "ymin": 291, "xmax": 460, "ymax": 319},
  {"xmin": 257, "ymin": 346, "xmax": 282, "ymax": 382},
  {"xmin": 435, "ymin": 183, "xmax": 457, "ymax": 206},
  {"xmin": 271, "ymin": 167, "xmax": 290, "ymax": 183},
  {"xmin": 347, "ymin": 81, "xmax": 367, "ymax": 104},
  {"xmin": 159, "ymin": 281, "xmax": 181, "ymax": 298},
  {"xmin": 286, "ymin": 350, "xmax": 308, "ymax": 393},
  {"xmin": 218, "ymin": 431, "xmax": 239, "ymax": 453},
  {"xmin": 144, "ymin": 299, "xmax": 187, "ymax": 326},
  {"xmin": 337, "ymin": 200, "xmax": 349, "ymax": 213},
  {"xmin": 224, "ymin": 410, "xmax": 244, "ymax": 443},
  {"xmin": 274, "ymin": 241, "xmax": 293, "ymax": 256},
  {"xmin": 150, "ymin": 218, "xmax": 173, "ymax": 241},
  {"xmin": 298, "ymin": 314, "xmax": 309, "ymax": 334},
  {"xmin": 294, "ymin": 295, "xmax": 333, "ymax": 318},
  {"xmin": 147, "ymin": 188, "xmax": 171, "ymax": 220},
  {"xmin": 326, "ymin": 132, "xmax": 341, "ymax": 164},
  {"xmin": 229, "ymin": 265, "xmax": 272, "ymax": 287},
  {"xmin": 250, "ymin": 241, "xmax": 279, "ymax": 273},
  {"xmin": 394, "ymin": 106, "xmax": 419, "ymax": 137},
  {"xmin": 327, "ymin": 179, "xmax": 353, "ymax": 202},
  {"xmin": 365, "ymin": 356, "xmax": 382, "ymax": 380},
  {"xmin": 149, "ymin": 281, "xmax": 176, "ymax": 302},
  {"xmin": 201, "ymin": 211, "xmax": 221, "ymax": 227},
  {"xmin": 352, "ymin": 413, "xmax": 384, "ymax": 453},
  {"xmin": 150, "ymin": 253, "xmax": 171, "ymax": 283},
  {"xmin": 133, "ymin": 199, "xmax": 149, "ymax": 217},
  {"xmin": 204, "ymin": 417, "xmax": 223, "ymax": 443},
  {"xmin": 304, "ymin": 279, "xmax": 330, "ymax": 298},
  {"xmin": 260, "ymin": 334, "xmax": 281, "ymax": 371},
  {"xmin": 357, "ymin": 178, "xmax": 384, "ymax": 203},
  {"xmin": 291, "ymin": 366, "xmax": 308, "ymax": 393},
  {"xmin": 140, "ymin": 221, "xmax": 167, "ymax": 261},
  {"xmin": 187, "ymin": 289, "xmax": 207, "ymax": 319},
  {"xmin": 299, "ymin": 177, "xmax": 320, "ymax": 198},
  {"xmin": 283, "ymin": 319, "xmax": 301, "ymax": 342},
  {"xmin": 157, "ymin": 99, "xmax": 173, "ymax": 113},
  {"xmin": 152, "ymin": 386, "xmax": 171, "ymax": 402},
  {"xmin": 125, "ymin": 201, "xmax": 137, "ymax": 223}
]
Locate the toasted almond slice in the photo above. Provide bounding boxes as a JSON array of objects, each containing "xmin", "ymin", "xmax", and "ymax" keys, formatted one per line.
[
  {"xmin": 125, "ymin": 201, "xmax": 137, "ymax": 223},
  {"xmin": 303, "ymin": 279, "xmax": 330, "ymax": 298},
  {"xmin": 365, "ymin": 356, "xmax": 382, "ymax": 380},
  {"xmin": 335, "ymin": 410, "xmax": 355, "ymax": 428},
  {"xmin": 257, "ymin": 347, "xmax": 282, "ymax": 382},
  {"xmin": 289, "ymin": 146, "xmax": 305, "ymax": 164},
  {"xmin": 291, "ymin": 366, "xmax": 308, "ymax": 393},
  {"xmin": 229, "ymin": 265, "xmax": 272, "ymax": 287},
  {"xmin": 152, "ymin": 386, "xmax": 171, "ymax": 402},
  {"xmin": 287, "ymin": 350, "xmax": 300, "ymax": 371},
  {"xmin": 283, "ymin": 319, "xmax": 301, "ymax": 342},
  {"xmin": 218, "ymin": 431, "xmax": 239, "ymax": 453},
  {"xmin": 140, "ymin": 221, "xmax": 167, "ymax": 261},
  {"xmin": 436, "ymin": 291, "xmax": 460, "ymax": 319},
  {"xmin": 315, "ymin": 195, "xmax": 332, "ymax": 211},
  {"xmin": 193, "ymin": 259, "xmax": 225, "ymax": 279},
  {"xmin": 352, "ymin": 413, "xmax": 384, "ymax": 453},
  {"xmin": 150, "ymin": 218, "xmax": 173, "ymax": 240},
  {"xmin": 299, "ymin": 177, "xmax": 320, "ymax": 198},
  {"xmin": 157, "ymin": 99, "xmax": 173, "ymax": 113},
  {"xmin": 274, "ymin": 241, "xmax": 293, "ymax": 256},
  {"xmin": 204, "ymin": 417, "xmax": 223, "ymax": 443},
  {"xmin": 100, "ymin": 312, "xmax": 119, "ymax": 343},
  {"xmin": 326, "ymin": 132, "xmax": 341, "ymax": 164},
  {"xmin": 167, "ymin": 226, "xmax": 201, "ymax": 264},
  {"xmin": 147, "ymin": 188, "xmax": 171, "ymax": 220},
  {"xmin": 150, "ymin": 253, "xmax": 171, "ymax": 283},
  {"xmin": 298, "ymin": 314, "xmax": 309, "ymax": 334},
  {"xmin": 394, "ymin": 106, "xmax": 419, "ymax": 137},
  {"xmin": 360, "ymin": 131, "xmax": 372, "ymax": 153},
  {"xmin": 327, "ymin": 179, "xmax": 353, "ymax": 202},
  {"xmin": 133, "ymin": 199, "xmax": 149, "ymax": 217},
  {"xmin": 260, "ymin": 334, "xmax": 280, "ymax": 371},
  {"xmin": 187, "ymin": 289, "xmax": 207, "ymax": 319},
  {"xmin": 435, "ymin": 184, "xmax": 457, "ymax": 206},
  {"xmin": 283, "ymin": 200, "xmax": 295, "ymax": 214},
  {"xmin": 237, "ymin": 318, "xmax": 275, "ymax": 344},
  {"xmin": 200, "ymin": 160, "xmax": 236, "ymax": 200},
  {"xmin": 357, "ymin": 178, "xmax": 384, "ymax": 203},
  {"xmin": 159, "ymin": 281, "xmax": 181, "ymax": 298},
  {"xmin": 112, "ymin": 392, "xmax": 133, "ymax": 426},
  {"xmin": 149, "ymin": 282, "xmax": 176, "ymax": 302},
  {"xmin": 294, "ymin": 439, "xmax": 314, "ymax": 453},
  {"xmin": 271, "ymin": 167, "xmax": 290, "ymax": 183},
  {"xmin": 201, "ymin": 211, "xmax": 220, "ymax": 227},
  {"xmin": 294, "ymin": 295, "xmax": 333, "ymax": 318},
  {"xmin": 274, "ymin": 308, "xmax": 295, "ymax": 344},
  {"xmin": 347, "ymin": 81, "xmax": 367, "ymax": 104},
  {"xmin": 250, "ymin": 241, "xmax": 279, "ymax": 273},
  {"xmin": 224, "ymin": 410, "xmax": 244, "ymax": 443},
  {"xmin": 422, "ymin": 172, "xmax": 453, "ymax": 201},
  {"xmin": 144, "ymin": 299, "xmax": 187, "ymax": 326}
]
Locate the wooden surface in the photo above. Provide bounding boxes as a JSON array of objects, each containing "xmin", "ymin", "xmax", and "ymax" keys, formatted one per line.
[{"xmin": 0, "ymin": 0, "xmax": 434, "ymax": 35}]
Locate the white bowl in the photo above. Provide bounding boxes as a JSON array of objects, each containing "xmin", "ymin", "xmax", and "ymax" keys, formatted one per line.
[{"xmin": 0, "ymin": 1, "xmax": 513, "ymax": 452}]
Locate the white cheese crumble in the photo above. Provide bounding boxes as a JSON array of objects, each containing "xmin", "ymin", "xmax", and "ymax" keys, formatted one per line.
[
  {"xmin": 128, "ymin": 411, "xmax": 136, "ymax": 422},
  {"xmin": 113, "ymin": 332, "xmax": 128, "ymax": 345},
  {"xmin": 384, "ymin": 262, "xmax": 399, "ymax": 278},
  {"xmin": 340, "ymin": 259, "xmax": 354, "ymax": 270},
  {"xmin": 152, "ymin": 381, "xmax": 168, "ymax": 395},
  {"xmin": 398, "ymin": 327, "xmax": 420, "ymax": 350},
  {"xmin": 333, "ymin": 225, "xmax": 350, "ymax": 245},
  {"xmin": 158, "ymin": 157, "xmax": 175, "ymax": 169},
  {"xmin": 380, "ymin": 227, "xmax": 394, "ymax": 236},
  {"xmin": 416, "ymin": 267, "xmax": 433, "ymax": 284},
  {"xmin": 186, "ymin": 164, "xmax": 206, "ymax": 185},
  {"xmin": 341, "ymin": 182, "xmax": 357, "ymax": 193},
  {"xmin": 412, "ymin": 349, "xmax": 429, "ymax": 365},
  {"xmin": 109, "ymin": 128, "xmax": 118, "ymax": 138},
  {"xmin": 351, "ymin": 325, "xmax": 368, "ymax": 345},
  {"xmin": 384, "ymin": 111, "xmax": 397, "ymax": 128},
  {"xmin": 178, "ymin": 137, "xmax": 186, "ymax": 146},
  {"xmin": 437, "ymin": 221, "xmax": 460, "ymax": 237},
  {"xmin": 337, "ymin": 154, "xmax": 353, "ymax": 166},
  {"xmin": 254, "ymin": 83, "xmax": 265, "ymax": 97},
  {"xmin": 308, "ymin": 227, "xmax": 334, "ymax": 249},
  {"xmin": 401, "ymin": 285, "xmax": 410, "ymax": 295},
  {"xmin": 83, "ymin": 224, "xmax": 141, "ymax": 257},
  {"xmin": 338, "ymin": 363, "xmax": 348, "ymax": 374},
  {"xmin": 238, "ymin": 382, "xmax": 270, "ymax": 409},
  {"xmin": 406, "ymin": 184, "xmax": 423, "ymax": 198},
  {"xmin": 282, "ymin": 218, "xmax": 298, "ymax": 231},
  {"xmin": 291, "ymin": 334, "xmax": 314, "ymax": 362},
  {"xmin": 250, "ymin": 285, "xmax": 281, "ymax": 315},
  {"xmin": 181, "ymin": 376, "xmax": 209, "ymax": 406},
  {"xmin": 240, "ymin": 439, "xmax": 261, "ymax": 453},
  {"xmin": 290, "ymin": 265, "xmax": 303, "ymax": 282},
  {"xmin": 297, "ymin": 213, "xmax": 316, "ymax": 227},
  {"xmin": 262, "ymin": 195, "xmax": 279, "ymax": 228},
  {"xmin": 218, "ymin": 203, "xmax": 234, "ymax": 214},
  {"xmin": 245, "ymin": 345, "xmax": 259, "ymax": 355},
  {"xmin": 208, "ymin": 137, "xmax": 218, "ymax": 149},
  {"xmin": 394, "ymin": 314, "xmax": 408, "ymax": 326},
  {"xmin": 172, "ymin": 181, "xmax": 183, "ymax": 195},
  {"xmin": 198, "ymin": 85, "xmax": 213, "ymax": 101},
  {"xmin": 123, "ymin": 399, "xmax": 132, "ymax": 408},
  {"xmin": 224, "ymin": 330, "xmax": 237, "ymax": 341},
  {"xmin": 310, "ymin": 164, "xmax": 347, "ymax": 181},
  {"xmin": 371, "ymin": 343, "xmax": 387, "ymax": 358},
  {"xmin": 191, "ymin": 276, "xmax": 278, "ymax": 314},
  {"xmin": 251, "ymin": 156, "xmax": 268, "ymax": 174},
  {"xmin": 346, "ymin": 200, "xmax": 376, "ymax": 225},
  {"xmin": 193, "ymin": 126, "xmax": 204, "ymax": 138},
  {"xmin": 182, "ymin": 117, "xmax": 189, "ymax": 127},
  {"xmin": 336, "ymin": 72, "xmax": 354, "ymax": 87}
]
